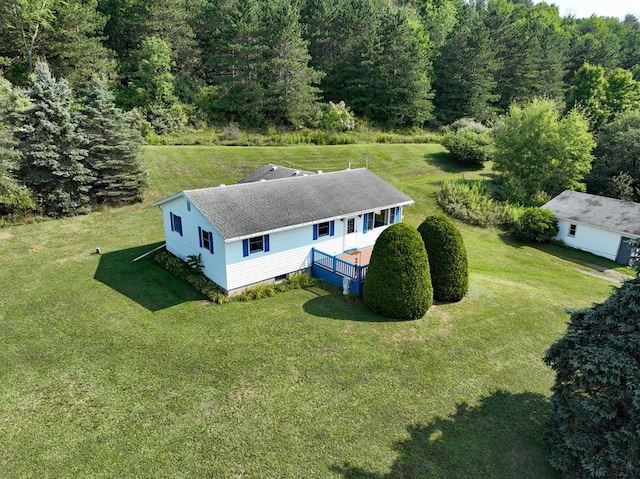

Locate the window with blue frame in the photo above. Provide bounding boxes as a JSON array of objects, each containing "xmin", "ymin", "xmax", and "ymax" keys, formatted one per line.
[
  {"xmin": 363, "ymin": 207, "xmax": 399, "ymax": 233},
  {"xmin": 198, "ymin": 226, "xmax": 214, "ymax": 254},
  {"xmin": 242, "ymin": 235, "xmax": 270, "ymax": 257},
  {"xmin": 313, "ymin": 220, "xmax": 335, "ymax": 240},
  {"xmin": 170, "ymin": 212, "xmax": 183, "ymax": 235}
]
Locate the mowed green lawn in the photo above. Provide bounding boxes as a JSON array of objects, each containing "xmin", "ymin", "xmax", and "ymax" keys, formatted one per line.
[{"xmin": 0, "ymin": 144, "xmax": 618, "ymax": 478}]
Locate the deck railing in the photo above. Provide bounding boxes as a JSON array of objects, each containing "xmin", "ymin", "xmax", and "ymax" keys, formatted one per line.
[{"xmin": 311, "ymin": 248, "xmax": 368, "ymax": 282}]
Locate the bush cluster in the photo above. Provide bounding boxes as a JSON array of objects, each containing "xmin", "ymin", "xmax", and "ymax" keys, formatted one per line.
[
  {"xmin": 363, "ymin": 223, "xmax": 432, "ymax": 320},
  {"xmin": 513, "ymin": 207, "xmax": 558, "ymax": 243},
  {"xmin": 441, "ymin": 129, "xmax": 493, "ymax": 166},
  {"xmin": 152, "ymin": 249, "xmax": 314, "ymax": 304},
  {"xmin": 418, "ymin": 214, "xmax": 469, "ymax": 302},
  {"xmin": 152, "ymin": 249, "xmax": 225, "ymax": 302}
]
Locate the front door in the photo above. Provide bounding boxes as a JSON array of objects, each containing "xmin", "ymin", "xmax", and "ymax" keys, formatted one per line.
[
  {"xmin": 616, "ymin": 237, "xmax": 632, "ymax": 265},
  {"xmin": 343, "ymin": 217, "xmax": 357, "ymax": 251}
]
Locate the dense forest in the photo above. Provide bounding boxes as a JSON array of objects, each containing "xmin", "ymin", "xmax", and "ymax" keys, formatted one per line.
[
  {"xmin": 1, "ymin": 0, "xmax": 640, "ymax": 217},
  {"xmin": 1, "ymin": 0, "xmax": 639, "ymax": 128}
]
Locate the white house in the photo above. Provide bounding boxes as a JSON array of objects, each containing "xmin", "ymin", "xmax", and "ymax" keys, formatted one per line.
[
  {"xmin": 543, "ymin": 190, "xmax": 640, "ymax": 264},
  {"xmin": 153, "ymin": 167, "xmax": 414, "ymax": 295}
]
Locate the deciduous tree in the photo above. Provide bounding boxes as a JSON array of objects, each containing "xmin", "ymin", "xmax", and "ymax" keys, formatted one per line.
[{"xmin": 493, "ymin": 98, "xmax": 594, "ymax": 204}]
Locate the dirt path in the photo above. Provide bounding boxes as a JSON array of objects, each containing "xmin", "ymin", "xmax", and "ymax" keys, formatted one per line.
[{"xmin": 574, "ymin": 261, "xmax": 634, "ymax": 283}]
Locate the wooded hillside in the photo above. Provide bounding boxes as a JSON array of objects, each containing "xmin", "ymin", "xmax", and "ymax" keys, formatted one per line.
[{"xmin": 1, "ymin": 0, "xmax": 639, "ymax": 129}]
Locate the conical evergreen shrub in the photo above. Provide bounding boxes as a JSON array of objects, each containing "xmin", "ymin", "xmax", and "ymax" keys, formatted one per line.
[
  {"xmin": 418, "ymin": 214, "xmax": 469, "ymax": 302},
  {"xmin": 363, "ymin": 223, "xmax": 432, "ymax": 320}
]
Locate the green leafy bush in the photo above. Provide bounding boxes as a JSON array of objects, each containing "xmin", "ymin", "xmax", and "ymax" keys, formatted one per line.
[
  {"xmin": 441, "ymin": 129, "xmax": 493, "ymax": 166},
  {"xmin": 544, "ymin": 276, "xmax": 640, "ymax": 478},
  {"xmin": 418, "ymin": 214, "xmax": 469, "ymax": 302},
  {"xmin": 363, "ymin": 223, "xmax": 432, "ymax": 320},
  {"xmin": 319, "ymin": 101, "xmax": 356, "ymax": 132},
  {"xmin": 513, "ymin": 207, "xmax": 558, "ymax": 243}
]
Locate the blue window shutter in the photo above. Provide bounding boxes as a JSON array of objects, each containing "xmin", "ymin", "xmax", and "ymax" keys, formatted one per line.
[
  {"xmin": 363, "ymin": 214, "xmax": 368, "ymax": 234},
  {"xmin": 170, "ymin": 212, "xmax": 174, "ymax": 231},
  {"xmin": 330, "ymin": 221, "xmax": 335, "ymax": 236},
  {"xmin": 209, "ymin": 231, "xmax": 214, "ymax": 254},
  {"xmin": 198, "ymin": 226, "xmax": 202, "ymax": 247},
  {"xmin": 264, "ymin": 234, "xmax": 270, "ymax": 252},
  {"xmin": 242, "ymin": 239, "xmax": 249, "ymax": 257},
  {"xmin": 313, "ymin": 224, "xmax": 318, "ymax": 240},
  {"xmin": 395, "ymin": 207, "xmax": 401, "ymax": 223}
]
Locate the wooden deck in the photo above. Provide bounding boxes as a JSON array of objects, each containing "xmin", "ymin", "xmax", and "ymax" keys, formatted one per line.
[
  {"xmin": 310, "ymin": 246, "xmax": 373, "ymax": 295},
  {"xmin": 336, "ymin": 246, "xmax": 374, "ymax": 266}
]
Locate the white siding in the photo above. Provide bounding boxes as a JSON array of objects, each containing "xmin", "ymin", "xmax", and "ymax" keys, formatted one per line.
[
  {"xmin": 158, "ymin": 195, "xmax": 228, "ymax": 289},
  {"xmin": 158, "ymin": 199, "xmax": 406, "ymax": 294},
  {"xmin": 225, "ymin": 210, "xmax": 401, "ymax": 292},
  {"xmin": 555, "ymin": 219, "xmax": 622, "ymax": 261}
]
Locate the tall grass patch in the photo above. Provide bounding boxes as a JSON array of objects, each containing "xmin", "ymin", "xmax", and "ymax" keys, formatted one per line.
[{"xmin": 437, "ymin": 179, "xmax": 525, "ymax": 227}]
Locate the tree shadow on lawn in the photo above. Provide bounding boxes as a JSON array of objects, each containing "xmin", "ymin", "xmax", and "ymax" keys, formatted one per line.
[
  {"xmin": 302, "ymin": 286, "xmax": 388, "ymax": 322},
  {"xmin": 332, "ymin": 390, "xmax": 558, "ymax": 479},
  {"xmin": 93, "ymin": 242, "xmax": 205, "ymax": 311},
  {"xmin": 425, "ymin": 152, "xmax": 485, "ymax": 174}
]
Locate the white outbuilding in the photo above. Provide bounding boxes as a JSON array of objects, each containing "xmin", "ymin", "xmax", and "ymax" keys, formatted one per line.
[{"xmin": 543, "ymin": 190, "xmax": 640, "ymax": 265}]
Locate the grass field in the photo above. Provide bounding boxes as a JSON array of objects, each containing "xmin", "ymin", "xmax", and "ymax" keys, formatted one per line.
[{"xmin": 0, "ymin": 144, "xmax": 622, "ymax": 478}]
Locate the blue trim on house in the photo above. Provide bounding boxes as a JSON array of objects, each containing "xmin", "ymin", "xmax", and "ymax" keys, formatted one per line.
[
  {"xmin": 208, "ymin": 231, "xmax": 214, "ymax": 254},
  {"xmin": 330, "ymin": 220, "xmax": 335, "ymax": 236},
  {"xmin": 313, "ymin": 224, "xmax": 319, "ymax": 240},
  {"xmin": 363, "ymin": 214, "xmax": 368, "ymax": 233},
  {"xmin": 264, "ymin": 234, "xmax": 270, "ymax": 252},
  {"xmin": 198, "ymin": 226, "xmax": 203, "ymax": 247},
  {"xmin": 242, "ymin": 239, "xmax": 249, "ymax": 257}
]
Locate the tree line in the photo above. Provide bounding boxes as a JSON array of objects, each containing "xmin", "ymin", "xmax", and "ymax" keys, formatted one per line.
[
  {"xmin": 1, "ymin": 0, "xmax": 639, "ymax": 130},
  {"xmin": 2, "ymin": 0, "xmax": 640, "ymax": 217}
]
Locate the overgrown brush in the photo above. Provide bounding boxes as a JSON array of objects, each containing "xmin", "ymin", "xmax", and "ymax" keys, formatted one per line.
[{"xmin": 437, "ymin": 180, "xmax": 524, "ymax": 227}]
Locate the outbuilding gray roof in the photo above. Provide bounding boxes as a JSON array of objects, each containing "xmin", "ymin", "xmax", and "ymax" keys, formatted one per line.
[
  {"xmin": 237, "ymin": 164, "xmax": 314, "ymax": 183},
  {"xmin": 543, "ymin": 190, "xmax": 640, "ymax": 237},
  {"xmin": 159, "ymin": 168, "xmax": 413, "ymax": 241}
]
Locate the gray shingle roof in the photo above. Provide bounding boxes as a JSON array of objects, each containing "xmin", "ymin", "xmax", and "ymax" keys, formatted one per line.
[
  {"xmin": 543, "ymin": 190, "xmax": 640, "ymax": 237},
  {"xmin": 178, "ymin": 168, "xmax": 413, "ymax": 240},
  {"xmin": 237, "ymin": 164, "xmax": 314, "ymax": 183}
]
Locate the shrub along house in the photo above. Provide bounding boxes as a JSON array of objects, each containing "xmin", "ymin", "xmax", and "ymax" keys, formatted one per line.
[
  {"xmin": 543, "ymin": 190, "xmax": 640, "ymax": 265},
  {"xmin": 153, "ymin": 166, "xmax": 413, "ymax": 295}
]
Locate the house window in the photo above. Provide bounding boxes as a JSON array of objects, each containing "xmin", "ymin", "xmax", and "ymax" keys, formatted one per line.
[
  {"xmin": 249, "ymin": 236, "xmax": 263, "ymax": 253},
  {"xmin": 347, "ymin": 218, "xmax": 355, "ymax": 234},
  {"xmin": 313, "ymin": 221, "xmax": 335, "ymax": 240},
  {"xmin": 318, "ymin": 222, "xmax": 330, "ymax": 237},
  {"xmin": 199, "ymin": 227, "xmax": 214, "ymax": 254},
  {"xmin": 374, "ymin": 209, "xmax": 388, "ymax": 228},
  {"xmin": 170, "ymin": 213, "xmax": 183, "ymax": 236},
  {"xmin": 569, "ymin": 224, "xmax": 576, "ymax": 237},
  {"xmin": 242, "ymin": 235, "xmax": 270, "ymax": 257}
]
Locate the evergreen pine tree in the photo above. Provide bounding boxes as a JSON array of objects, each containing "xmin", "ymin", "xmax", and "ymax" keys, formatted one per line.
[
  {"xmin": 15, "ymin": 62, "xmax": 92, "ymax": 217},
  {"xmin": 79, "ymin": 77, "xmax": 146, "ymax": 204}
]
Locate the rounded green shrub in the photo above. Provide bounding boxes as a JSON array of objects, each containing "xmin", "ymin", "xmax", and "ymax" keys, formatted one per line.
[
  {"xmin": 418, "ymin": 214, "xmax": 469, "ymax": 302},
  {"xmin": 441, "ymin": 129, "xmax": 493, "ymax": 166},
  {"xmin": 363, "ymin": 223, "xmax": 432, "ymax": 320},
  {"xmin": 513, "ymin": 207, "xmax": 558, "ymax": 243}
]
